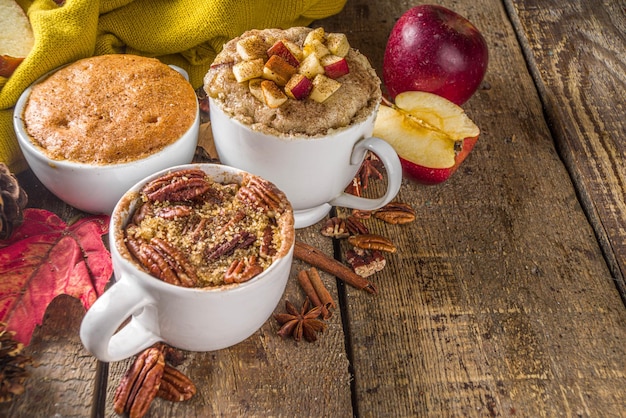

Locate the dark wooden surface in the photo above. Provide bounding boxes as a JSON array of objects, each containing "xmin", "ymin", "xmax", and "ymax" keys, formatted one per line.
[{"xmin": 3, "ymin": 0, "xmax": 625, "ymax": 416}]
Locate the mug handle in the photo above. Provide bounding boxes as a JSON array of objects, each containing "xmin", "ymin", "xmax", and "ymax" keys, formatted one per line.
[
  {"xmin": 80, "ymin": 277, "xmax": 162, "ymax": 362},
  {"xmin": 329, "ymin": 136, "xmax": 402, "ymax": 210}
]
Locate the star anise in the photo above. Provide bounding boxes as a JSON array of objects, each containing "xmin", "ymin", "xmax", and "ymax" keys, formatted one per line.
[{"xmin": 274, "ymin": 298, "xmax": 327, "ymax": 342}]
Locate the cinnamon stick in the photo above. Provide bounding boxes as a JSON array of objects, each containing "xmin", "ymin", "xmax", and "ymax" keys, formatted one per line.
[
  {"xmin": 297, "ymin": 269, "xmax": 331, "ymax": 319},
  {"xmin": 307, "ymin": 267, "xmax": 336, "ymax": 309},
  {"xmin": 294, "ymin": 241, "xmax": 377, "ymax": 294}
]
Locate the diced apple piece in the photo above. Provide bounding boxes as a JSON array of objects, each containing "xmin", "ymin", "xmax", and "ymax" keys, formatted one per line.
[
  {"xmin": 267, "ymin": 39, "xmax": 300, "ymax": 67},
  {"xmin": 374, "ymin": 105, "xmax": 457, "ymax": 169},
  {"xmin": 262, "ymin": 55, "xmax": 297, "ymax": 86},
  {"xmin": 261, "ymin": 80, "xmax": 288, "ymax": 108},
  {"xmin": 303, "ymin": 39, "xmax": 330, "ymax": 59},
  {"xmin": 283, "ymin": 40, "xmax": 304, "ymax": 62},
  {"xmin": 297, "ymin": 53, "xmax": 324, "ymax": 79},
  {"xmin": 236, "ymin": 36, "xmax": 270, "ymax": 60},
  {"xmin": 248, "ymin": 78, "xmax": 265, "ymax": 102},
  {"xmin": 394, "ymin": 91, "xmax": 480, "ymax": 140},
  {"xmin": 320, "ymin": 55, "xmax": 349, "ymax": 79},
  {"xmin": 284, "ymin": 74, "xmax": 313, "ymax": 100},
  {"xmin": 304, "ymin": 27, "xmax": 325, "ymax": 47},
  {"xmin": 232, "ymin": 58, "xmax": 264, "ymax": 82},
  {"xmin": 309, "ymin": 74, "xmax": 341, "ymax": 103},
  {"xmin": 326, "ymin": 33, "xmax": 350, "ymax": 57}
]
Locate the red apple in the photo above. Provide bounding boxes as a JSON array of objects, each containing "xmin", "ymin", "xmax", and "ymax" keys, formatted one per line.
[
  {"xmin": 383, "ymin": 4, "xmax": 488, "ymax": 105},
  {"xmin": 373, "ymin": 91, "xmax": 480, "ymax": 184}
]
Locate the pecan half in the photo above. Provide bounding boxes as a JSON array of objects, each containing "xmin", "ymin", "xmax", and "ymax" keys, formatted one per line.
[
  {"xmin": 126, "ymin": 234, "xmax": 198, "ymax": 287},
  {"xmin": 157, "ymin": 364, "xmax": 196, "ymax": 402},
  {"xmin": 346, "ymin": 247, "xmax": 386, "ymax": 277},
  {"xmin": 142, "ymin": 169, "xmax": 211, "ymax": 202},
  {"xmin": 155, "ymin": 204, "xmax": 193, "ymax": 219},
  {"xmin": 348, "ymin": 234, "xmax": 397, "ymax": 253},
  {"xmin": 236, "ymin": 176, "xmax": 283, "ymax": 212},
  {"xmin": 114, "ymin": 347, "xmax": 165, "ymax": 418},
  {"xmin": 224, "ymin": 256, "xmax": 264, "ymax": 283},
  {"xmin": 374, "ymin": 201, "xmax": 416, "ymax": 224}
]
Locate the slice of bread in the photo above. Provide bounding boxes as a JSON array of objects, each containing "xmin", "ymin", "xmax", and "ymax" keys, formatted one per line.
[{"xmin": 0, "ymin": 0, "xmax": 35, "ymax": 77}]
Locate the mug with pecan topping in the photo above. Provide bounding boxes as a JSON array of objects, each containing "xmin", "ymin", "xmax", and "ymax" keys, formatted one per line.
[{"xmin": 80, "ymin": 164, "xmax": 295, "ymax": 362}]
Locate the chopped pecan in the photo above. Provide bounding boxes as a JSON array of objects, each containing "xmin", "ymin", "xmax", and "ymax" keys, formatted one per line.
[
  {"xmin": 132, "ymin": 201, "xmax": 155, "ymax": 224},
  {"xmin": 346, "ymin": 247, "xmax": 386, "ymax": 277},
  {"xmin": 142, "ymin": 169, "xmax": 211, "ymax": 202},
  {"xmin": 216, "ymin": 209, "xmax": 246, "ymax": 235},
  {"xmin": 224, "ymin": 256, "xmax": 264, "ymax": 283},
  {"xmin": 259, "ymin": 223, "xmax": 277, "ymax": 258},
  {"xmin": 205, "ymin": 231, "xmax": 256, "ymax": 262},
  {"xmin": 351, "ymin": 209, "xmax": 373, "ymax": 220},
  {"xmin": 157, "ymin": 364, "xmax": 196, "ymax": 402},
  {"xmin": 348, "ymin": 234, "xmax": 397, "ymax": 253},
  {"xmin": 113, "ymin": 347, "xmax": 165, "ymax": 418},
  {"xmin": 374, "ymin": 201, "xmax": 416, "ymax": 224},
  {"xmin": 345, "ymin": 216, "xmax": 369, "ymax": 235},
  {"xmin": 320, "ymin": 217, "xmax": 350, "ymax": 239},
  {"xmin": 345, "ymin": 152, "xmax": 385, "ymax": 197},
  {"xmin": 321, "ymin": 216, "xmax": 369, "ymax": 238},
  {"xmin": 236, "ymin": 176, "xmax": 284, "ymax": 212}
]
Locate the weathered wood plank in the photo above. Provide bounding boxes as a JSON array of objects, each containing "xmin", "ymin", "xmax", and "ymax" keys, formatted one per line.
[
  {"xmin": 504, "ymin": 0, "xmax": 626, "ymax": 298},
  {"xmin": 0, "ymin": 296, "xmax": 98, "ymax": 417},
  {"xmin": 318, "ymin": 0, "xmax": 626, "ymax": 416}
]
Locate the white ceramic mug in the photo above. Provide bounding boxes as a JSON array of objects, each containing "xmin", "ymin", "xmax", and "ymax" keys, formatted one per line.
[
  {"xmin": 79, "ymin": 164, "xmax": 295, "ymax": 362},
  {"xmin": 13, "ymin": 65, "xmax": 199, "ymax": 215},
  {"xmin": 209, "ymin": 99, "xmax": 402, "ymax": 228}
]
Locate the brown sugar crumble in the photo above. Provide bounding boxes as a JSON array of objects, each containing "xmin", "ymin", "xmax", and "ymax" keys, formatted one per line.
[{"xmin": 123, "ymin": 169, "xmax": 294, "ymax": 287}]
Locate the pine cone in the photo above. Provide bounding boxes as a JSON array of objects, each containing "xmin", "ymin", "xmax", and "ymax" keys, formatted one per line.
[
  {"xmin": 0, "ymin": 323, "xmax": 32, "ymax": 403},
  {"xmin": 0, "ymin": 163, "xmax": 28, "ymax": 240}
]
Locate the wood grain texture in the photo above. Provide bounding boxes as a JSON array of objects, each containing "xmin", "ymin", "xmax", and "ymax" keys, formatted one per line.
[
  {"xmin": 319, "ymin": 0, "xmax": 626, "ymax": 416},
  {"xmin": 504, "ymin": 0, "xmax": 626, "ymax": 297},
  {"xmin": 0, "ymin": 296, "xmax": 98, "ymax": 417}
]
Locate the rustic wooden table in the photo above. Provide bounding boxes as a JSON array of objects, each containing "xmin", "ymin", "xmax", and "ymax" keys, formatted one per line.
[{"xmin": 3, "ymin": 0, "xmax": 625, "ymax": 416}]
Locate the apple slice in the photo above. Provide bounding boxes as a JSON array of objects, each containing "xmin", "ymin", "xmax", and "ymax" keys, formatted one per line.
[
  {"xmin": 304, "ymin": 27, "xmax": 325, "ymax": 47},
  {"xmin": 232, "ymin": 58, "xmax": 264, "ymax": 83},
  {"xmin": 236, "ymin": 35, "xmax": 270, "ymax": 60},
  {"xmin": 267, "ymin": 39, "xmax": 301, "ymax": 67},
  {"xmin": 303, "ymin": 39, "xmax": 330, "ymax": 59},
  {"xmin": 262, "ymin": 55, "xmax": 296, "ymax": 86},
  {"xmin": 284, "ymin": 73, "xmax": 313, "ymax": 100},
  {"xmin": 261, "ymin": 80, "xmax": 288, "ymax": 108},
  {"xmin": 320, "ymin": 55, "xmax": 349, "ymax": 79},
  {"xmin": 373, "ymin": 91, "xmax": 479, "ymax": 184},
  {"xmin": 297, "ymin": 53, "xmax": 324, "ymax": 79},
  {"xmin": 326, "ymin": 33, "xmax": 350, "ymax": 57},
  {"xmin": 248, "ymin": 78, "xmax": 265, "ymax": 102},
  {"xmin": 0, "ymin": 0, "xmax": 34, "ymax": 78},
  {"xmin": 309, "ymin": 74, "xmax": 341, "ymax": 103}
]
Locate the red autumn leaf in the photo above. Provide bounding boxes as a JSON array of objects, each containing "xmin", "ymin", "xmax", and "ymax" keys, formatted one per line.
[{"xmin": 0, "ymin": 208, "xmax": 113, "ymax": 345}]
